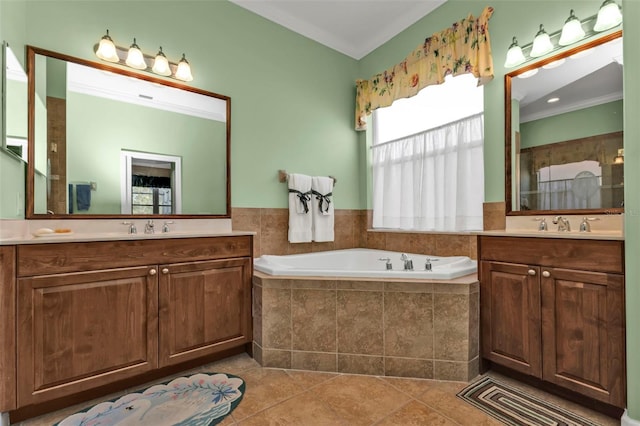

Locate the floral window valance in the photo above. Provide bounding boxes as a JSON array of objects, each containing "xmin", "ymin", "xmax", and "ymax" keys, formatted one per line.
[{"xmin": 355, "ymin": 6, "xmax": 494, "ymax": 131}]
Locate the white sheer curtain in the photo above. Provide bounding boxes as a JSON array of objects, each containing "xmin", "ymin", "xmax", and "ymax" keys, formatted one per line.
[{"xmin": 372, "ymin": 113, "xmax": 484, "ymax": 231}]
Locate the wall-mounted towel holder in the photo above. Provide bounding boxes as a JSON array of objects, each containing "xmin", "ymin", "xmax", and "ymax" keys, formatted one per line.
[{"xmin": 278, "ymin": 170, "xmax": 336, "ymax": 186}]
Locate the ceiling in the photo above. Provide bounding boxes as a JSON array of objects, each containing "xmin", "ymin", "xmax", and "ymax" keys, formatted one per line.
[{"xmin": 228, "ymin": 0, "xmax": 447, "ymax": 59}]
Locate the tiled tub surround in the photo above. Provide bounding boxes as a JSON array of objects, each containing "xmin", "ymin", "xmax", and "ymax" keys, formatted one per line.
[
  {"xmin": 252, "ymin": 271, "xmax": 479, "ymax": 382},
  {"xmin": 232, "ymin": 208, "xmax": 477, "ymax": 259}
]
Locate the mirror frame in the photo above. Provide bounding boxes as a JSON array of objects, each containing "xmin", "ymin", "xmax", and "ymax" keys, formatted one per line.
[
  {"xmin": 26, "ymin": 45, "xmax": 231, "ymax": 219},
  {"xmin": 505, "ymin": 30, "xmax": 623, "ymax": 216}
]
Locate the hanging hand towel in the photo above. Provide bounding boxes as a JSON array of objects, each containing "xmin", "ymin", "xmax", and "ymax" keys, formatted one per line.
[
  {"xmin": 76, "ymin": 184, "xmax": 91, "ymax": 211},
  {"xmin": 288, "ymin": 173, "xmax": 313, "ymax": 243},
  {"xmin": 311, "ymin": 176, "xmax": 334, "ymax": 242}
]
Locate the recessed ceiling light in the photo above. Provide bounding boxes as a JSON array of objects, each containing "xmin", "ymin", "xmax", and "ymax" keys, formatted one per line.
[{"xmin": 547, "ymin": 97, "xmax": 560, "ymax": 103}]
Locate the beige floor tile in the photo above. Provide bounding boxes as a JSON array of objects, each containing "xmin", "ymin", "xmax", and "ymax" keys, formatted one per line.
[
  {"xmin": 311, "ymin": 375, "xmax": 411, "ymax": 426},
  {"xmin": 381, "ymin": 377, "xmax": 466, "ymax": 399},
  {"xmin": 417, "ymin": 385, "xmax": 500, "ymax": 425},
  {"xmin": 237, "ymin": 391, "xmax": 345, "ymax": 425},
  {"xmin": 375, "ymin": 400, "xmax": 459, "ymax": 426},
  {"xmin": 283, "ymin": 369, "xmax": 339, "ymax": 389},
  {"xmin": 230, "ymin": 368, "xmax": 305, "ymax": 421}
]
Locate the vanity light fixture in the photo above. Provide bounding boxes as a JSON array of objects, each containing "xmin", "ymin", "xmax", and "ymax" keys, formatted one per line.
[
  {"xmin": 504, "ymin": 37, "xmax": 526, "ymax": 68},
  {"xmin": 95, "ymin": 30, "xmax": 119, "ymax": 63},
  {"xmin": 594, "ymin": 0, "xmax": 622, "ymax": 32},
  {"xmin": 152, "ymin": 47, "xmax": 171, "ymax": 76},
  {"xmin": 93, "ymin": 30, "xmax": 195, "ymax": 81},
  {"xmin": 559, "ymin": 10, "xmax": 586, "ymax": 46},
  {"xmin": 125, "ymin": 38, "xmax": 147, "ymax": 70},
  {"xmin": 530, "ymin": 25, "xmax": 553, "ymax": 57},
  {"xmin": 503, "ymin": 3, "xmax": 622, "ymax": 69},
  {"xmin": 175, "ymin": 54, "xmax": 193, "ymax": 82}
]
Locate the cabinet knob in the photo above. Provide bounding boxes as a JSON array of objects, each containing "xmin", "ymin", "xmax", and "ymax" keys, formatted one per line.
[
  {"xmin": 162, "ymin": 268, "xmax": 169, "ymax": 274},
  {"xmin": 149, "ymin": 269, "xmax": 157, "ymax": 276},
  {"xmin": 542, "ymin": 270, "xmax": 551, "ymax": 278},
  {"xmin": 527, "ymin": 269, "xmax": 536, "ymax": 276}
]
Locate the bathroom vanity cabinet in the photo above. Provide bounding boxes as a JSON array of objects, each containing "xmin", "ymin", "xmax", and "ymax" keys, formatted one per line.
[
  {"xmin": 478, "ymin": 236, "xmax": 626, "ymax": 409},
  {"xmin": 3, "ymin": 235, "xmax": 252, "ymax": 416}
]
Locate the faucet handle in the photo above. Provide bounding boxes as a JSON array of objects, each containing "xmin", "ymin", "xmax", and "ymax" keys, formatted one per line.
[
  {"xmin": 162, "ymin": 221, "xmax": 174, "ymax": 233},
  {"xmin": 533, "ymin": 217, "xmax": 548, "ymax": 231},
  {"xmin": 424, "ymin": 258, "xmax": 439, "ymax": 271},
  {"xmin": 579, "ymin": 217, "xmax": 599, "ymax": 232},
  {"xmin": 378, "ymin": 257, "xmax": 392, "ymax": 270},
  {"xmin": 121, "ymin": 221, "xmax": 137, "ymax": 234}
]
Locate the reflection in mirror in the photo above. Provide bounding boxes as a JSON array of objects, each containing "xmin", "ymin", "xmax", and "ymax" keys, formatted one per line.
[
  {"xmin": 506, "ymin": 32, "xmax": 623, "ymax": 215},
  {"xmin": 4, "ymin": 43, "xmax": 28, "ymax": 161},
  {"xmin": 27, "ymin": 46, "xmax": 230, "ymax": 219}
]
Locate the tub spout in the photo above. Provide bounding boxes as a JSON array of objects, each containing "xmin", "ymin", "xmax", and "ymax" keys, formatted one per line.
[{"xmin": 400, "ymin": 254, "xmax": 413, "ymax": 271}]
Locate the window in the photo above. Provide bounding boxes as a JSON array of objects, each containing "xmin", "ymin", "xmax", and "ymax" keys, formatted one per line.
[
  {"xmin": 121, "ymin": 150, "xmax": 182, "ymax": 214},
  {"xmin": 372, "ymin": 74, "xmax": 484, "ymax": 231}
]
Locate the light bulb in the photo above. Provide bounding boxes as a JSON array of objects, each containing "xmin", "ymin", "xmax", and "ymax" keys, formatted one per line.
[
  {"xmin": 530, "ymin": 25, "xmax": 553, "ymax": 57},
  {"xmin": 126, "ymin": 38, "xmax": 147, "ymax": 70},
  {"xmin": 152, "ymin": 47, "xmax": 171, "ymax": 76},
  {"xmin": 504, "ymin": 37, "xmax": 526, "ymax": 68},
  {"xmin": 559, "ymin": 10, "xmax": 585, "ymax": 46},
  {"xmin": 96, "ymin": 30, "xmax": 119, "ymax": 63},
  {"xmin": 594, "ymin": 0, "xmax": 622, "ymax": 32},
  {"xmin": 175, "ymin": 53, "xmax": 193, "ymax": 82}
]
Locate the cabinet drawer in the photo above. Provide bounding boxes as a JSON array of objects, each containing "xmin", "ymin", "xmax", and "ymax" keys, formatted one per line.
[
  {"xmin": 478, "ymin": 236, "xmax": 623, "ymax": 274},
  {"xmin": 17, "ymin": 236, "xmax": 252, "ymax": 277}
]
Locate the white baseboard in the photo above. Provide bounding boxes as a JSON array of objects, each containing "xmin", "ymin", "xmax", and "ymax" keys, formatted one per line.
[{"xmin": 622, "ymin": 410, "xmax": 640, "ymax": 426}]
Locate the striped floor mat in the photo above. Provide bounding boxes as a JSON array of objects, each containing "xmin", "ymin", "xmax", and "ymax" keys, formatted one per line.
[{"xmin": 457, "ymin": 376, "xmax": 601, "ymax": 426}]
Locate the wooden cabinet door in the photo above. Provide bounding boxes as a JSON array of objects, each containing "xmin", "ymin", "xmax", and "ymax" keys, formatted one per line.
[
  {"xmin": 541, "ymin": 268, "xmax": 625, "ymax": 407},
  {"xmin": 17, "ymin": 266, "xmax": 158, "ymax": 406},
  {"xmin": 158, "ymin": 258, "xmax": 252, "ymax": 367},
  {"xmin": 481, "ymin": 261, "xmax": 542, "ymax": 377}
]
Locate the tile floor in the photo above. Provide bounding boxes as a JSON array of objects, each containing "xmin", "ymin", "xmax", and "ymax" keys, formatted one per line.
[{"xmin": 19, "ymin": 353, "xmax": 620, "ymax": 425}]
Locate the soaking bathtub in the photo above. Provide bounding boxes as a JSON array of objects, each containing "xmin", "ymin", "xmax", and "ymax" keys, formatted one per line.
[{"xmin": 253, "ymin": 248, "xmax": 477, "ymax": 280}]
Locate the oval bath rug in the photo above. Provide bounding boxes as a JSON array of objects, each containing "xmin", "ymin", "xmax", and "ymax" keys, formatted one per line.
[{"xmin": 55, "ymin": 373, "xmax": 245, "ymax": 426}]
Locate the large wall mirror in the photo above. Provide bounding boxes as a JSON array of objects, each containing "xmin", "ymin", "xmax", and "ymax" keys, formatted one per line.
[
  {"xmin": 505, "ymin": 31, "xmax": 623, "ymax": 216},
  {"xmin": 26, "ymin": 46, "xmax": 230, "ymax": 219}
]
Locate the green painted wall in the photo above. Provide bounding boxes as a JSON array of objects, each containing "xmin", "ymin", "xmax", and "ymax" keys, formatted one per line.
[
  {"xmin": 622, "ymin": 0, "xmax": 640, "ymax": 420},
  {"xmin": 65, "ymin": 92, "xmax": 226, "ymax": 214},
  {"xmin": 520, "ymin": 100, "xmax": 623, "ymax": 148},
  {"xmin": 6, "ymin": 79, "xmax": 28, "ymax": 138}
]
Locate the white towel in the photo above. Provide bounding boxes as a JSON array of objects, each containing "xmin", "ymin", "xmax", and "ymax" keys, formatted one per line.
[
  {"xmin": 287, "ymin": 173, "xmax": 312, "ymax": 243},
  {"xmin": 311, "ymin": 176, "xmax": 334, "ymax": 242}
]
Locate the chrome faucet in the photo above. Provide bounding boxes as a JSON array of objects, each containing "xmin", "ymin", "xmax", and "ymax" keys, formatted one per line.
[
  {"xmin": 122, "ymin": 221, "xmax": 137, "ymax": 234},
  {"xmin": 425, "ymin": 258, "xmax": 439, "ymax": 271},
  {"xmin": 400, "ymin": 253, "xmax": 413, "ymax": 271},
  {"xmin": 552, "ymin": 216, "xmax": 571, "ymax": 232},
  {"xmin": 145, "ymin": 220, "xmax": 155, "ymax": 234},
  {"xmin": 162, "ymin": 221, "xmax": 174, "ymax": 233}
]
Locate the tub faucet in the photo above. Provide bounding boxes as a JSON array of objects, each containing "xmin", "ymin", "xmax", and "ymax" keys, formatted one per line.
[
  {"xmin": 400, "ymin": 253, "xmax": 413, "ymax": 271},
  {"xmin": 145, "ymin": 220, "xmax": 155, "ymax": 234},
  {"xmin": 552, "ymin": 216, "xmax": 571, "ymax": 232}
]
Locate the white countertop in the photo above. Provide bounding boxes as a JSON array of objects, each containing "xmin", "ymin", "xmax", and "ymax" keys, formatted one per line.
[
  {"xmin": 474, "ymin": 229, "xmax": 624, "ymax": 241},
  {"xmin": 0, "ymin": 218, "xmax": 257, "ymax": 245}
]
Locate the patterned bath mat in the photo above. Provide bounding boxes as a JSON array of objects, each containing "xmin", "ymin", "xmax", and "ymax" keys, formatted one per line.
[
  {"xmin": 56, "ymin": 372, "xmax": 245, "ymax": 426},
  {"xmin": 457, "ymin": 376, "xmax": 600, "ymax": 426}
]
